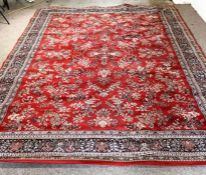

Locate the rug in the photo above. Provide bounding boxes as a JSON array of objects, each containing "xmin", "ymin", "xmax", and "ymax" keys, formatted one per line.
[{"xmin": 0, "ymin": 5, "xmax": 206, "ymax": 165}]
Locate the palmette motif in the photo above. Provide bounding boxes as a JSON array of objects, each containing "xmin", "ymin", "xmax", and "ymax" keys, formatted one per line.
[{"xmin": 0, "ymin": 5, "xmax": 206, "ymax": 163}]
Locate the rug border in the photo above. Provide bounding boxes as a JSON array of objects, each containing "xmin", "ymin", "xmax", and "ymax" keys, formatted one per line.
[
  {"xmin": 2, "ymin": 159, "xmax": 206, "ymax": 166},
  {"xmin": 172, "ymin": 5, "xmax": 206, "ymax": 58}
]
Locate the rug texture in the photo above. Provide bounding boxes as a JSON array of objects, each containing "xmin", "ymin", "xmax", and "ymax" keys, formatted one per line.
[{"xmin": 0, "ymin": 5, "xmax": 206, "ymax": 165}]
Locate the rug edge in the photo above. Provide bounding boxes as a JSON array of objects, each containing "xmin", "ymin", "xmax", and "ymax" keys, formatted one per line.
[{"xmin": 1, "ymin": 159, "xmax": 206, "ymax": 166}]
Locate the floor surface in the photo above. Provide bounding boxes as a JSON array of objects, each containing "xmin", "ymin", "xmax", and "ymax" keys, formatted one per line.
[{"xmin": 0, "ymin": 0, "xmax": 206, "ymax": 174}]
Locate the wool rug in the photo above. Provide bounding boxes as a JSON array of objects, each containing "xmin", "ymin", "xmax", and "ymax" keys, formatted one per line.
[{"xmin": 0, "ymin": 5, "xmax": 206, "ymax": 165}]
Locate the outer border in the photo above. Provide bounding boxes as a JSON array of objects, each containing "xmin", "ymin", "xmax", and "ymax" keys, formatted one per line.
[{"xmin": 2, "ymin": 159, "xmax": 206, "ymax": 166}]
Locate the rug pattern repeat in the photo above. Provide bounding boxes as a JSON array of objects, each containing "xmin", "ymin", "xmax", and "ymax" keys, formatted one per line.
[{"xmin": 0, "ymin": 5, "xmax": 206, "ymax": 165}]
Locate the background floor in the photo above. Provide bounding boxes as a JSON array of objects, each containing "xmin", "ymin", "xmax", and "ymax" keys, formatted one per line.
[{"xmin": 0, "ymin": 0, "xmax": 206, "ymax": 174}]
